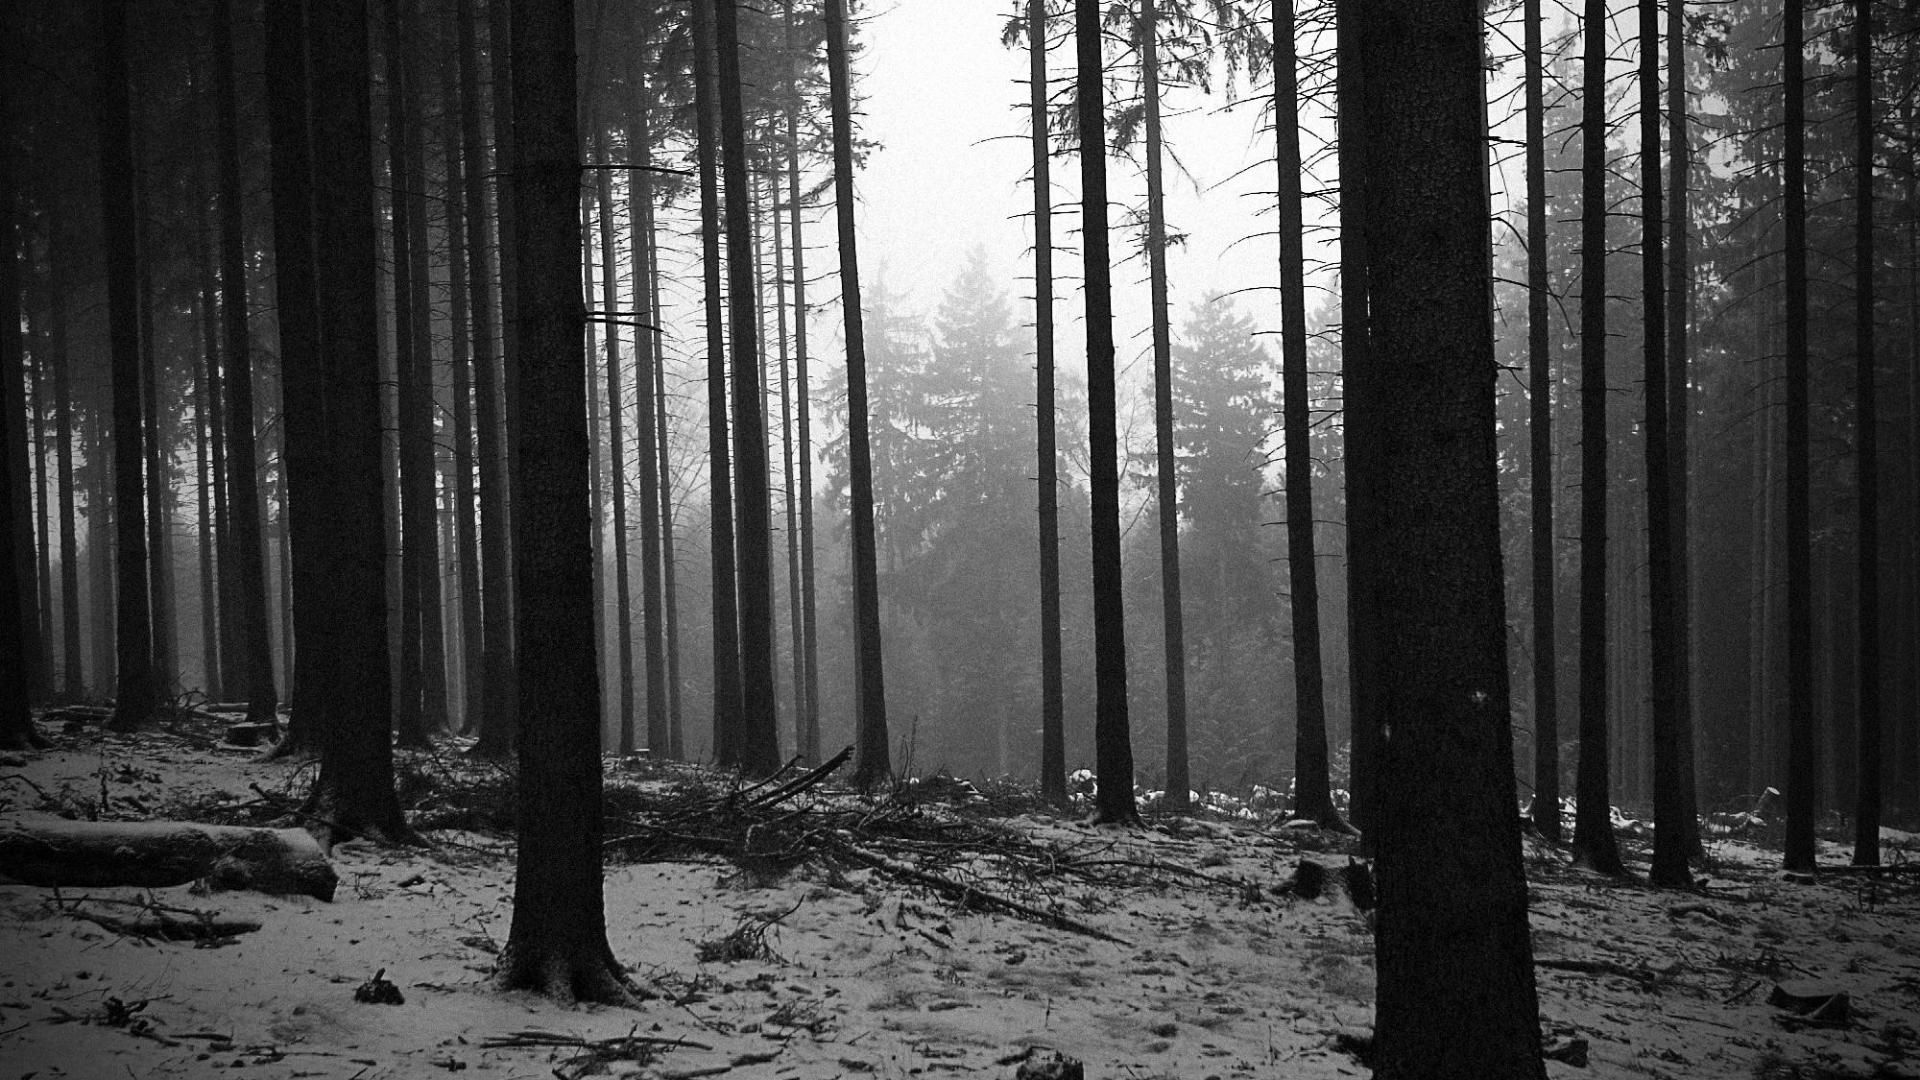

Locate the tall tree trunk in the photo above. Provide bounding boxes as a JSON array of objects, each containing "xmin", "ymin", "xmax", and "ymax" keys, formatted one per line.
[
  {"xmin": 1573, "ymin": 0, "xmax": 1623, "ymax": 873},
  {"xmin": 494, "ymin": 0, "xmax": 632, "ymax": 1004},
  {"xmin": 1640, "ymin": 0, "xmax": 1688, "ymax": 888},
  {"xmin": 771, "ymin": 168, "xmax": 805, "ymax": 758},
  {"xmin": 31, "ymin": 345, "xmax": 54, "ymax": 702},
  {"xmin": 583, "ymin": 200, "xmax": 608, "ymax": 744},
  {"xmin": 50, "ymin": 225, "xmax": 85, "ymax": 703},
  {"xmin": 824, "ymin": 0, "xmax": 890, "ymax": 789},
  {"xmin": 593, "ymin": 149, "xmax": 637, "ymax": 755},
  {"xmin": 1525, "ymin": 0, "xmax": 1559, "ymax": 841},
  {"xmin": 1781, "ymin": 0, "xmax": 1816, "ymax": 874},
  {"xmin": 386, "ymin": 0, "xmax": 431, "ymax": 749},
  {"xmin": 194, "ymin": 274, "xmax": 221, "ymax": 700},
  {"xmin": 1359, "ymin": 3, "xmax": 1547, "ymax": 1072},
  {"xmin": 99, "ymin": 0, "xmax": 159, "ymax": 733},
  {"xmin": 716, "ymin": 0, "xmax": 781, "ymax": 777},
  {"xmin": 294, "ymin": 0, "xmax": 411, "ymax": 841},
  {"xmin": 464, "ymin": 0, "xmax": 516, "ymax": 757},
  {"xmin": 1275, "ymin": 0, "xmax": 1337, "ymax": 829},
  {"xmin": 445, "ymin": 109, "xmax": 484, "ymax": 736},
  {"xmin": 89, "ymin": 413, "xmax": 115, "ymax": 694},
  {"xmin": 0, "ymin": 65, "xmax": 40, "ymax": 747},
  {"xmin": 782, "ymin": 0, "xmax": 820, "ymax": 766},
  {"xmin": 1336, "ymin": 0, "xmax": 1377, "ymax": 838},
  {"xmin": 1076, "ymin": 0, "xmax": 1135, "ymax": 825},
  {"xmin": 1849, "ymin": 0, "xmax": 1880, "ymax": 867},
  {"xmin": 200, "ymin": 196, "xmax": 239, "ymax": 704},
  {"xmin": 1138, "ymin": 0, "xmax": 1189, "ymax": 814},
  {"xmin": 216, "ymin": 0, "xmax": 279, "ymax": 729},
  {"xmin": 646, "ymin": 198, "xmax": 684, "ymax": 759},
  {"xmin": 691, "ymin": 0, "xmax": 742, "ymax": 768},
  {"xmin": 1665, "ymin": 0, "xmax": 1701, "ymax": 855},
  {"xmin": 1027, "ymin": 0, "xmax": 1065, "ymax": 805},
  {"xmin": 135, "ymin": 169, "xmax": 173, "ymax": 697},
  {"xmin": 628, "ymin": 64, "xmax": 669, "ymax": 758}
]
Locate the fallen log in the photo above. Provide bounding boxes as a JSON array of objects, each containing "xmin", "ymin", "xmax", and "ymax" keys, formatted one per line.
[{"xmin": 0, "ymin": 818, "xmax": 337, "ymax": 900}]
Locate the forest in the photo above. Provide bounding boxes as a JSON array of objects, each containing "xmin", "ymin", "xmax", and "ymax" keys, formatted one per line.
[{"xmin": 0, "ymin": 0, "xmax": 1916, "ymax": 1076}]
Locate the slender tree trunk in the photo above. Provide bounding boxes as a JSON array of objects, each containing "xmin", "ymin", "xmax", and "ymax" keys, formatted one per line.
[
  {"xmin": 90, "ymin": 415, "xmax": 115, "ymax": 694},
  {"xmin": 593, "ymin": 151, "xmax": 637, "ymax": 754},
  {"xmin": 1027, "ymin": 0, "xmax": 1066, "ymax": 805},
  {"xmin": 1137, "ymin": 0, "xmax": 1188, "ymax": 814},
  {"xmin": 1336, "ymin": 0, "xmax": 1377, "ymax": 838},
  {"xmin": 215, "ymin": 0, "xmax": 279, "ymax": 729},
  {"xmin": 294, "ymin": 0, "xmax": 411, "ymax": 841},
  {"xmin": 402, "ymin": 0, "xmax": 448, "ymax": 736},
  {"xmin": 1076, "ymin": 0, "xmax": 1136, "ymax": 825},
  {"xmin": 771, "ymin": 171, "xmax": 804, "ymax": 758},
  {"xmin": 627, "ymin": 68, "xmax": 669, "ymax": 758},
  {"xmin": 646, "ymin": 198, "xmax": 684, "ymax": 759},
  {"xmin": 1360, "ymin": 4, "xmax": 1547, "ymax": 1073},
  {"xmin": 1781, "ymin": 0, "xmax": 1816, "ymax": 873},
  {"xmin": 1639, "ymin": 0, "xmax": 1688, "ymax": 888},
  {"xmin": 1573, "ymin": 0, "xmax": 1623, "ymax": 873},
  {"xmin": 1666, "ymin": 0, "xmax": 1701, "ymax": 855},
  {"xmin": 584, "ymin": 200, "xmax": 608, "ymax": 744},
  {"xmin": 99, "ymin": 0, "xmax": 159, "ymax": 733},
  {"xmin": 464, "ymin": 0, "xmax": 516, "ymax": 757},
  {"xmin": 691, "ymin": 0, "xmax": 742, "ymax": 768},
  {"xmin": 201, "ymin": 202, "xmax": 239, "ymax": 704},
  {"xmin": 50, "ymin": 234, "xmax": 85, "ymax": 702},
  {"xmin": 1524, "ymin": 0, "xmax": 1560, "ymax": 840},
  {"xmin": 783, "ymin": 0, "xmax": 820, "ymax": 766},
  {"xmin": 1849, "ymin": 0, "xmax": 1880, "ymax": 866},
  {"xmin": 716, "ymin": 0, "xmax": 781, "ymax": 777},
  {"xmin": 136, "ymin": 175, "xmax": 173, "ymax": 697},
  {"xmin": 494, "ymin": 0, "xmax": 632, "ymax": 1003},
  {"xmin": 1274, "ymin": 0, "xmax": 1336, "ymax": 829},
  {"xmin": 445, "ymin": 110, "xmax": 484, "ymax": 736},
  {"xmin": 31, "ymin": 349, "xmax": 53, "ymax": 704}
]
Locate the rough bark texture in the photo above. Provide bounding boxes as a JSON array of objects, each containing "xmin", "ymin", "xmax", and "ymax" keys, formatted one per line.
[
  {"xmin": 1850, "ymin": 0, "xmax": 1880, "ymax": 867},
  {"xmin": 1573, "ymin": 0, "xmax": 1623, "ymax": 875},
  {"xmin": 1525, "ymin": 0, "xmax": 1559, "ymax": 842},
  {"xmin": 0, "ymin": 74, "xmax": 34, "ymax": 747},
  {"xmin": 1076, "ymin": 0, "xmax": 1136, "ymax": 826},
  {"xmin": 0, "ymin": 819, "xmax": 337, "ymax": 901},
  {"xmin": 99, "ymin": 0, "xmax": 160, "ymax": 734},
  {"xmin": 1358, "ymin": 3, "xmax": 1548, "ymax": 1075},
  {"xmin": 493, "ymin": 0, "xmax": 632, "ymax": 1005},
  {"xmin": 1782, "ymin": 0, "xmax": 1815, "ymax": 874},
  {"xmin": 1275, "ymin": 0, "xmax": 1336, "ymax": 829},
  {"xmin": 1028, "ymin": 0, "xmax": 1066, "ymax": 806},
  {"xmin": 826, "ymin": 0, "xmax": 891, "ymax": 791}
]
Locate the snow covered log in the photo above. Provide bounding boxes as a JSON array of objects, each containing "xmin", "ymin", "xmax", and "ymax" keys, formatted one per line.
[{"xmin": 0, "ymin": 819, "xmax": 337, "ymax": 900}]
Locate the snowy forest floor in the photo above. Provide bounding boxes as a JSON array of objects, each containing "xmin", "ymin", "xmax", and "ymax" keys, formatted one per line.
[{"xmin": 2, "ymin": 713, "xmax": 1918, "ymax": 1080}]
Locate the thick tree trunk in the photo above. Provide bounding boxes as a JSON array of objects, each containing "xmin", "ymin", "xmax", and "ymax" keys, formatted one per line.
[
  {"xmin": 1075, "ymin": 0, "xmax": 1135, "ymax": 825},
  {"xmin": 1573, "ymin": 0, "xmax": 1623, "ymax": 874},
  {"xmin": 716, "ymin": 0, "xmax": 782, "ymax": 778},
  {"xmin": 1525, "ymin": 0, "xmax": 1559, "ymax": 841},
  {"xmin": 1358, "ymin": 4, "xmax": 1548, "ymax": 1074},
  {"xmin": 1849, "ymin": 0, "xmax": 1879, "ymax": 866},
  {"xmin": 824, "ymin": 0, "xmax": 889, "ymax": 790},
  {"xmin": 1027, "ymin": 0, "xmax": 1065, "ymax": 805},
  {"xmin": 1275, "ymin": 0, "xmax": 1337, "ymax": 829},
  {"xmin": 0, "ymin": 72, "xmax": 37, "ymax": 747},
  {"xmin": 98, "ymin": 0, "xmax": 160, "ymax": 734},
  {"xmin": 293, "ymin": 0, "xmax": 411, "ymax": 844},
  {"xmin": 1138, "ymin": 0, "xmax": 1189, "ymax": 815},
  {"xmin": 216, "ymin": 0, "xmax": 280, "ymax": 731},
  {"xmin": 0, "ymin": 819, "xmax": 337, "ymax": 900},
  {"xmin": 1640, "ymin": 0, "xmax": 1688, "ymax": 889},
  {"xmin": 691, "ymin": 0, "xmax": 742, "ymax": 768},
  {"xmin": 494, "ymin": 0, "xmax": 631, "ymax": 1005},
  {"xmin": 1782, "ymin": 0, "xmax": 1816, "ymax": 874}
]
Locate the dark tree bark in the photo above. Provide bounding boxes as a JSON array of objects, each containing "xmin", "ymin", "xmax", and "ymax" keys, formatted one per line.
[
  {"xmin": 1027, "ymin": 0, "xmax": 1066, "ymax": 806},
  {"xmin": 1335, "ymin": 0, "xmax": 1377, "ymax": 838},
  {"xmin": 1782, "ymin": 0, "xmax": 1815, "ymax": 874},
  {"xmin": 1849, "ymin": 0, "xmax": 1879, "ymax": 867},
  {"xmin": 136, "ymin": 215, "xmax": 173, "ymax": 697},
  {"xmin": 195, "ymin": 288, "xmax": 220, "ymax": 701},
  {"xmin": 462, "ymin": 0, "xmax": 516, "ymax": 758},
  {"xmin": 716, "ymin": 0, "xmax": 782, "ymax": 778},
  {"xmin": 493, "ymin": 0, "xmax": 631, "ymax": 1005},
  {"xmin": 772, "ymin": 174, "xmax": 803, "ymax": 763},
  {"xmin": 1525, "ymin": 0, "xmax": 1559, "ymax": 842},
  {"xmin": 1573, "ymin": 0, "xmax": 1623, "ymax": 874},
  {"xmin": 1358, "ymin": 4, "xmax": 1547, "ymax": 1075},
  {"xmin": 31, "ymin": 352, "xmax": 52, "ymax": 705},
  {"xmin": 0, "ymin": 69, "xmax": 41, "ymax": 748},
  {"xmin": 1274, "ymin": 0, "xmax": 1337, "ymax": 830},
  {"xmin": 216, "ymin": 0, "xmax": 280, "ymax": 730},
  {"xmin": 1076, "ymin": 0, "xmax": 1136, "ymax": 826},
  {"xmin": 1665, "ymin": 0, "xmax": 1701, "ymax": 856},
  {"xmin": 49, "ymin": 229, "xmax": 84, "ymax": 703},
  {"xmin": 783, "ymin": 0, "xmax": 820, "ymax": 766},
  {"xmin": 98, "ymin": 0, "xmax": 159, "ymax": 734},
  {"xmin": 824, "ymin": 0, "xmax": 890, "ymax": 790},
  {"xmin": 1137, "ymin": 0, "xmax": 1188, "ymax": 814},
  {"xmin": 691, "ymin": 0, "xmax": 742, "ymax": 768},
  {"xmin": 588, "ymin": 144, "xmax": 635, "ymax": 754},
  {"xmin": 636, "ymin": 129, "xmax": 684, "ymax": 760},
  {"xmin": 626, "ymin": 63, "xmax": 669, "ymax": 759},
  {"xmin": 293, "ymin": 0, "xmax": 412, "ymax": 843},
  {"xmin": 1640, "ymin": 0, "xmax": 1688, "ymax": 889},
  {"xmin": 444, "ymin": 112, "xmax": 484, "ymax": 736}
]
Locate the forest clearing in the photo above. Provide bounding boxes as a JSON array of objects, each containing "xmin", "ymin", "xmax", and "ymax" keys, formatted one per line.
[{"xmin": 2, "ymin": 713, "xmax": 1916, "ymax": 1080}]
